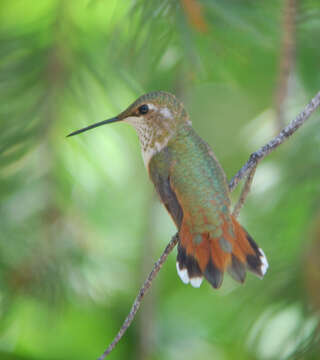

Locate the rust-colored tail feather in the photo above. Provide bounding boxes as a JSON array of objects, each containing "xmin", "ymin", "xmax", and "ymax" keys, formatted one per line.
[{"xmin": 176, "ymin": 215, "xmax": 268, "ymax": 289}]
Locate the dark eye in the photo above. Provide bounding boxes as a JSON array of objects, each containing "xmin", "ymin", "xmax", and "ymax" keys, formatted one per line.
[{"xmin": 138, "ymin": 104, "xmax": 149, "ymax": 115}]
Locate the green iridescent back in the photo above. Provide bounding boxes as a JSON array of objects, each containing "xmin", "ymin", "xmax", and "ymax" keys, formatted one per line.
[{"xmin": 149, "ymin": 123, "xmax": 232, "ymax": 237}]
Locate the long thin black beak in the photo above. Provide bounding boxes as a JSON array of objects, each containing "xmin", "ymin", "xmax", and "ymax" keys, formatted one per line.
[{"xmin": 67, "ymin": 117, "xmax": 120, "ymax": 137}]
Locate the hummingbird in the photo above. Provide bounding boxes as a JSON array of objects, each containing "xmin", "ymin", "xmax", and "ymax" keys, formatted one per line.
[{"xmin": 67, "ymin": 91, "xmax": 268, "ymax": 289}]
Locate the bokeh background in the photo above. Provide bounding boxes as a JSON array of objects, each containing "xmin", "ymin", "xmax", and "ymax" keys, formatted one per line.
[{"xmin": 1, "ymin": 0, "xmax": 320, "ymax": 359}]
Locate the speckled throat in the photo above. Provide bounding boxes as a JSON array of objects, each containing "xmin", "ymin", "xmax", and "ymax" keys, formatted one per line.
[{"xmin": 124, "ymin": 91, "xmax": 191, "ymax": 166}]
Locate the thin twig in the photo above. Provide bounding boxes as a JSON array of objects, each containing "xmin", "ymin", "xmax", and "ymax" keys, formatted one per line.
[
  {"xmin": 138, "ymin": 195, "xmax": 159, "ymax": 359},
  {"xmin": 97, "ymin": 234, "xmax": 179, "ymax": 360},
  {"xmin": 232, "ymin": 165, "xmax": 257, "ymax": 218},
  {"xmin": 229, "ymin": 91, "xmax": 320, "ymax": 192},
  {"xmin": 98, "ymin": 91, "xmax": 320, "ymax": 359}
]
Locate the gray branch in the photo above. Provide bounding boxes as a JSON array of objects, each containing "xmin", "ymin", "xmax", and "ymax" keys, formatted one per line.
[
  {"xmin": 232, "ymin": 165, "xmax": 257, "ymax": 218},
  {"xmin": 97, "ymin": 234, "xmax": 179, "ymax": 360},
  {"xmin": 229, "ymin": 91, "xmax": 320, "ymax": 192},
  {"xmin": 98, "ymin": 91, "xmax": 320, "ymax": 360}
]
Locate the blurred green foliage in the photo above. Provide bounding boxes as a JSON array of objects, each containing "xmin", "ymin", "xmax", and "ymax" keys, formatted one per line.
[{"xmin": 1, "ymin": 0, "xmax": 320, "ymax": 359}]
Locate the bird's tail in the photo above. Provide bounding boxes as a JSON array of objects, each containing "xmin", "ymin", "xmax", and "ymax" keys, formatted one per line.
[{"xmin": 176, "ymin": 215, "xmax": 268, "ymax": 288}]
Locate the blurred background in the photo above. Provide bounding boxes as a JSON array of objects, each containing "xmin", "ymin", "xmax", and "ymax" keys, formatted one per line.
[{"xmin": 1, "ymin": 0, "xmax": 320, "ymax": 359}]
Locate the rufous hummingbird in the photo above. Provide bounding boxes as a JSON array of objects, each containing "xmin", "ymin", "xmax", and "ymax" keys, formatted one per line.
[{"xmin": 68, "ymin": 91, "xmax": 268, "ymax": 289}]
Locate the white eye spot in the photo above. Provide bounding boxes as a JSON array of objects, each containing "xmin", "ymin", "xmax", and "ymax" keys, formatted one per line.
[
  {"xmin": 160, "ymin": 107, "xmax": 173, "ymax": 119},
  {"xmin": 147, "ymin": 103, "xmax": 158, "ymax": 111}
]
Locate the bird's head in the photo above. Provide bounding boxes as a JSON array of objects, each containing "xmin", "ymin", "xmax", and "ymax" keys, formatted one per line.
[{"xmin": 68, "ymin": 91, "xmax": 190, "ymax": 165}]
